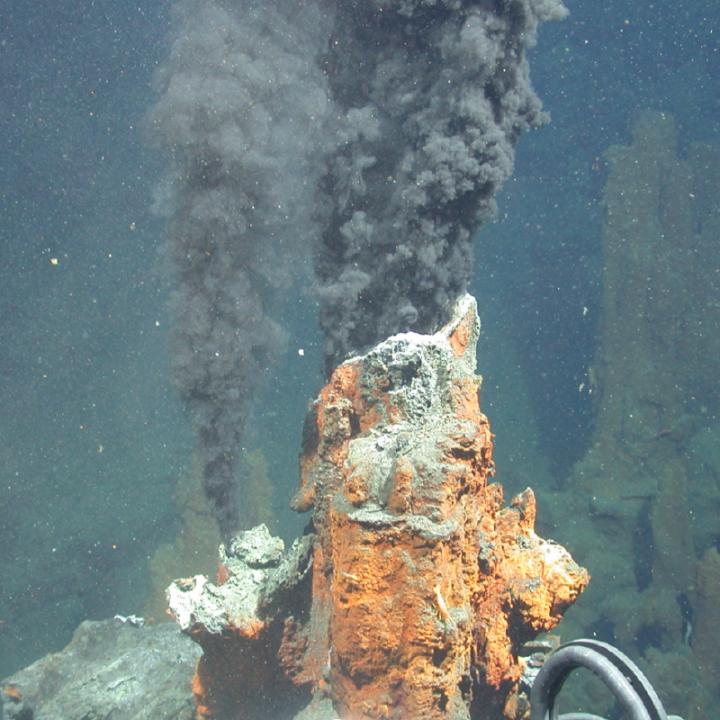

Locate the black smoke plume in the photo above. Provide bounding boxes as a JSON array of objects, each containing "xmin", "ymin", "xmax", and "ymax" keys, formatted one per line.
[
  {"xmin": 148, "ymin": 0, "xmax": 566, "ymax": 536},
  {"xmin": 147, "ymin": 0, "xmax": 333, "ymax": 536},
  {"xmin": 318, "ymin": 0, "xmax": 568, "ymax": 370}
]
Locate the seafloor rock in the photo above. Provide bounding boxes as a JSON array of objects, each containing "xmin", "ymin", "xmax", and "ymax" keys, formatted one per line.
[
  {"xmin": 169, "ymin": 294, "xmax": 588, "ymax": 720},
  {"xmin": 0, "ymin": 617, "xmax": 200, "ymax": 720}
]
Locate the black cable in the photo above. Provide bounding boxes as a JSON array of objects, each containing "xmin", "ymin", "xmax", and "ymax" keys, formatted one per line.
[{"xmin": 529, "ymin": 639, "xmax": 684, "ymax": 720}]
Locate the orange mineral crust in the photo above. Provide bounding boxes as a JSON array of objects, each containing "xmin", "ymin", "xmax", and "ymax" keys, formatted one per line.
[{"xmin": 167, "ymin": 294, "xmax": 588, "ymax": 720}]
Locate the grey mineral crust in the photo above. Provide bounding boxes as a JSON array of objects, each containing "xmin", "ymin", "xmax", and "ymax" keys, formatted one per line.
[
  {"xmin": 0, "ymin": 618, "xmax": 200, "ymax": 720},
  {"xmin": 167, "ymin": 524, "xmax": 314, "ymax": 636}
]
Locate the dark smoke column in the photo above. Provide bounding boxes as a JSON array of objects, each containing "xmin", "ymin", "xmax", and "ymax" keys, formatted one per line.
[
  {"xmin": 148, "ymin": 0, "xmax": 566, "ymax": 537},
  {"xmin": 317, "ymin": 0, "xmax": 568, "ymax": 371},
  {"xmin": 147, "ymin": 0, "xmax": 332, "ymax": 537}
]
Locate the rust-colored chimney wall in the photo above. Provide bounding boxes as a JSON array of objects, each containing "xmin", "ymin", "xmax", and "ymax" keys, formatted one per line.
[{"xmin": 170, "ymin": 295, "xmax": 588, "ymax": 719}]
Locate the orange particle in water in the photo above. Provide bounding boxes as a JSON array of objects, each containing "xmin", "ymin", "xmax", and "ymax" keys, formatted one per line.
[{"xmin": 3, "ymin": 685, "xmax": 23, "ymax": 701}]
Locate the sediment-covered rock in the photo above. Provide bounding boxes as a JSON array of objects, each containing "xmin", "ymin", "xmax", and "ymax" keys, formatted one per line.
[
  {"xmin": 169, "ymin": 294, "xmax": 588, "ymax": 719},
  {"xmin": 0, "ymin": 617, "xmax": 200, "ymax": 720}
]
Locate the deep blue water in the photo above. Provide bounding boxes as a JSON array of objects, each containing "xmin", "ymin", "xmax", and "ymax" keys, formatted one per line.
[{"xmin": 1, "ymin": 1, "xmax": 718, "ymax": 716}]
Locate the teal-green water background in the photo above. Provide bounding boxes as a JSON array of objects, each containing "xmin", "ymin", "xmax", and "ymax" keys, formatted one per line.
[{"xmin": 1, "ymin": 1, "xmax": 718, "ymax": 716}]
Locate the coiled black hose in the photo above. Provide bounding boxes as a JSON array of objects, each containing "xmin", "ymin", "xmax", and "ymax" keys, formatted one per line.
[{"xmin": 530, "ymin": 639, "xmax": 684, "ymax": 720}]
